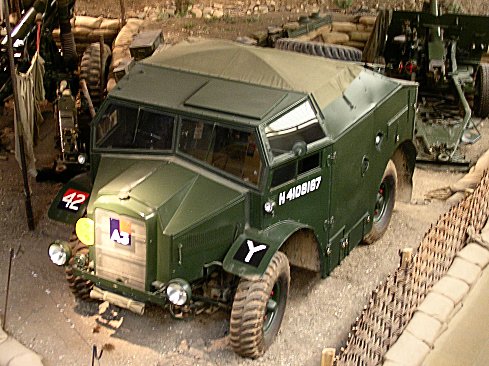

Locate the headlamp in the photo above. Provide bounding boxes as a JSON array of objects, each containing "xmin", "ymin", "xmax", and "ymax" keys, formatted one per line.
[
  {"xmin": 77, "ymin": 154, "xmax": 87, "ymax": 165},
  {"xmin": 48, "ymin": 241, "xmax": 72, "ymax": 266},
  {"xmin": 166, "ymin": 279, "xmax": 192, "ymax": 306}
]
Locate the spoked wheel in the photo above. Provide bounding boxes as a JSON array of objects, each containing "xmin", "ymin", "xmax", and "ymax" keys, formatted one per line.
[
  {"xmin": 474, "ymin": 63, "xmax": 489, "ymax": 118},
  {"xmin": 364, "ymin": 160, "xmax": 397, "ymax": 244},
  {"xmin": 230, "ymin": 251, "xmax": 290, "ymax": 358},
  {"xmin": 65, "ymin": 233, "xmax": 93, "ymax": 301}
]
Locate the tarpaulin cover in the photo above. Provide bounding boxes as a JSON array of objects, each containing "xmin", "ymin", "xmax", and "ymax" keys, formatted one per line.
[{"xmin": 143, "ymin": 38, "xmax": 363, "ymax": 110}]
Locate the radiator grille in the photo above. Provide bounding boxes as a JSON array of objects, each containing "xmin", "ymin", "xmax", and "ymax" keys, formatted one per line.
[{"xmin": 94, "ymin": 208, "xmax": 147, "ymax": 291}]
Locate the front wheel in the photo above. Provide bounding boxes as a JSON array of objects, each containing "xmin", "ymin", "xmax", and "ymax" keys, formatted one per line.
[
  {"xmin": 230, "ymin": 251, "xmax": 290, "ymax": 358},
  {"xmin": 363, "ymin": 160, "xmax": 397, "ymax": 244},
  {"xmin": 65, "ymin": 234, "xmax": 93, "ymax": 301}
]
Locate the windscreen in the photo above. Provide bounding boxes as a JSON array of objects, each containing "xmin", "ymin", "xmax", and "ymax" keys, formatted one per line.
[
  {"xmin": 178, "ymin": 118, "xmax": 263, "ymax": 185},
  {"xmin": 95, "ymin": 104, "xmax": 175, "ymax": 151}
]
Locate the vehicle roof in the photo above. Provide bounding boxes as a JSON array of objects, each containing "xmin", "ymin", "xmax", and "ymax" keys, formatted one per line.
[
  {"xmin": 141, "ymin": 39, "xmax": 363, "ymax": 111},
  {"xmin": 110, "ymin": 39, "xmax": 412, "ymax": 137}
]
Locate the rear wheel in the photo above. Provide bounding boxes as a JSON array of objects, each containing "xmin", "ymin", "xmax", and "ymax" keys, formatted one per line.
[
  {"xmin": 474, "ymin": 63, "xmax": 489, "ymax": 118},
  {"xmin": 230, "ymin": 251, "xmax": 290, "ymax": 358},
  {"xmin": 363, "ymin": 160, "xmax": 397, "ymax": 244},
  {"xmin": 65, "ymin": 233, "xmax": 93, "ymax": 301},
  {"xmin": 80, "ymin": 43, "xmax": 112, "ymax": 107}
]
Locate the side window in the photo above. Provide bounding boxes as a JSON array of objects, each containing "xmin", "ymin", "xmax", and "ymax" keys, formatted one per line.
[
  {"xmin": 272, "ymin": 152, "xmax": 320, "ymax": 188},
  {"xmin": 298, "ymin": 152, "xmax": 320, "ymax": 175},
  {"xmin": 271, "ymin": 162, "xmax": 296, "ymax": 187}
]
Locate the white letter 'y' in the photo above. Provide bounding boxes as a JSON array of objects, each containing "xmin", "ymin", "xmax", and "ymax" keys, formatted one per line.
[{"xmin": 244, "ymin": 240, "xmax": 267, "ymax": 263}]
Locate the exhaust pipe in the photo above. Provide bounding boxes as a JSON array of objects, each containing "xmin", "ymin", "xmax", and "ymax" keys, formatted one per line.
[{"xmin": 90, "ymin": 286, "xmax": 145, "ymax": 315}]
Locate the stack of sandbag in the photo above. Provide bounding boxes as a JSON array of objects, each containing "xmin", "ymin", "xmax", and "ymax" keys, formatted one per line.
[
  {"xmin": 52, "ymin": 16, "xmax": 121, "ymax": 55},
  {"xmin": 107, "ymin": 18, "xmax": 145, "ymax": 92},
  {"xmin": 426, "ymin": 149, "xmax": 489, "ymax": 205},
  {"xmin": 321, "ymin": 16, "xmax": 376, "ymax": 50}
]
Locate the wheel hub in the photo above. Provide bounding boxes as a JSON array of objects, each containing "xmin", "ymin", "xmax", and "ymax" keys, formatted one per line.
[{"xmin": 373, "ymin": 182, "xmax": 388, "ymax": 222}]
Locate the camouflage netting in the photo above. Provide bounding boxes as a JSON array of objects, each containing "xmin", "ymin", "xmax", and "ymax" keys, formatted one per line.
[{"xmin": 335, "ymin": 171, "xmax": 489, "ymax": 365}]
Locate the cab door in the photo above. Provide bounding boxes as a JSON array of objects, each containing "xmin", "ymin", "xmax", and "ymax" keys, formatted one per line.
[{"xmin": 263, "ymin": 145, "xmax": 333, "ymax": 271}]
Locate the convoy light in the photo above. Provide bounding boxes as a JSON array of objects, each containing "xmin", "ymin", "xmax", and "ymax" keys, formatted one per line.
[
  {"xmin": 77, "ymin": 154, "xmax": 87, "ymax": 165},
  {"xmin": 48, "ymin": 241, "xmax": 71, "ymax": 266},
  {"xmin": 76, "ymin": 218, "xmax": 94, "ymax": 246},
  {"xmin": 166, "ymin": 279, "xmax": 191, "ymax": 306}
]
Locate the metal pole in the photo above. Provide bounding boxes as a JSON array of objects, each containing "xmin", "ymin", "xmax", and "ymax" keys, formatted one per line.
[
  {"xmin": 4, "ymin": 0, "xmax": 35, "ymax": 231},
  {"xmin": 99, "ymin": 35, "xmax": 104, "ymax": 102},
  {"xmin": 119, "ymin": 0, "xmax": 126, "ymax": 27},
  {"xmin": 2, "ymin": 248, "xmax": 14, "ymax": 331}
]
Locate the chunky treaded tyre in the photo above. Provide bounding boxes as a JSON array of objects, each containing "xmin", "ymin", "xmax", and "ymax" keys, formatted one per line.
[
  {"xmin": 474, "ymin": 63, "xmax": 489, "ymax": 118},
  {"xmin": 275, "ymin": 38, "xmax": 362, "ymax": 62},
  {"xmin": 363, "ymin": 160, "xmax": 397, "ymax": 244},
  {"xmin": 65, "ymin": 233, "xmax": 93, "ymax": 301},
  {"xmin": 230, "ymin": 251, "xmax": 290, "ymax": 358},
  {"xmin": 80, "ymin": 43, "xmax": 111, "ymax": 107}
]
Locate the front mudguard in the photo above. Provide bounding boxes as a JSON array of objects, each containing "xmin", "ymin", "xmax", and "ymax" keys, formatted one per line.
[
  {"xmin": 48, "ymin": 172, "xmax": 92, "ymax": 224},
  {"xmin": 223, "ymin": 221, "xmax": 312, "ymax": 280}
]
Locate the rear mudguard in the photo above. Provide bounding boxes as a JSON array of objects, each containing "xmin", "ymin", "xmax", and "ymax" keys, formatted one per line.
[
  {"xmin": 48, "ymin": 172, "xmax": 92, "ymax": 224},
  {"xmin": 223, "ymin": 220, "xmax": 315, "ymax": 280}
]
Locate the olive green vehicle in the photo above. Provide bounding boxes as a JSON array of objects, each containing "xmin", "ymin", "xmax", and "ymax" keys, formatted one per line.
[{"xmin": 47, "ymin": 39, "xmax": 417, "ymax": 358}]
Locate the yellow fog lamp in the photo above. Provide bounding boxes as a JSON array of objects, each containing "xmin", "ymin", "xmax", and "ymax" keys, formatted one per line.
[
  {"xmin": 48, "ymin": 241, "xmax": 71, "ymax": 266},
  {"xmin": 76, "ymin": 217, "xmax": 94, "ymax": 246},
  {"xmin": 166, "ymin": 279, "xmax": 192, "ymax": 306}
]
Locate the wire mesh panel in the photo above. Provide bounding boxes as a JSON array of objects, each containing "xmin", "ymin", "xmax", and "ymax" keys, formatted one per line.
[{"xmin": 336, "ymin": 172, "xmax": 489, "ymax": 366}]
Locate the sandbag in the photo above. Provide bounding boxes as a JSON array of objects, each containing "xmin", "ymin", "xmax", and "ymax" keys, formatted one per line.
[
  {"xmin": 74, "ymin": 15, "xmax": 103, "ymax": 29},
  {"xmin": 332, "ymin": 21, "xmax": 357, "ymax": 33},
  {"xmin": 321, "ymin": 31, "xmax": 349, "ymax": 44},
  {"xmin": 72, "ymin": 25, "xmax": 92, "ymax": 38},
  {"xmin": 89, "ymin": 28, "xmax": 117, "ymax": 43},
  {"xmin": 359, "ymin": 16, "xmax": 376, "ymax": 26},
  {"xmin": 349, "ymin": 31, "xmax": 370, "ymax": 42},
  {"xmin": 100, "ymin": 18, "xmax": 121, "ymax": 31}
]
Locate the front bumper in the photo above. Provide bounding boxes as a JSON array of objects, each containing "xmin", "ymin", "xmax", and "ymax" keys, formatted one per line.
[{"xmin": 73, "ymin": 267, "xmax": 167, "ymax": 307}]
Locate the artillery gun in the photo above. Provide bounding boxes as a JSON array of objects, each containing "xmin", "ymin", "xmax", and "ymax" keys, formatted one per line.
[
  {"xmin": 383, "ymin": 0, "xmax": 489, "ymax": 165},
  {"xmin": 0, "ymin": 0, "xmax": 111, "ymax": 173}
]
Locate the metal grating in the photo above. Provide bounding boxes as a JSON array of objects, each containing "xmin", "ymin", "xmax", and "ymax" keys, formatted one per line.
[{"xmin": 94, "ymin": 208, "xmax": 147, "ymax": 291}]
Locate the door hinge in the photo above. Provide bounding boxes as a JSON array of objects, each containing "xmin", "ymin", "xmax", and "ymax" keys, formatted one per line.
[
  {"xmin": 324, "ymin": 216, "xmax": 335, "ymax": 228},
  {"xmin": 327, "ymin": 151, "xmax": 337, "ymax": 165}
]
